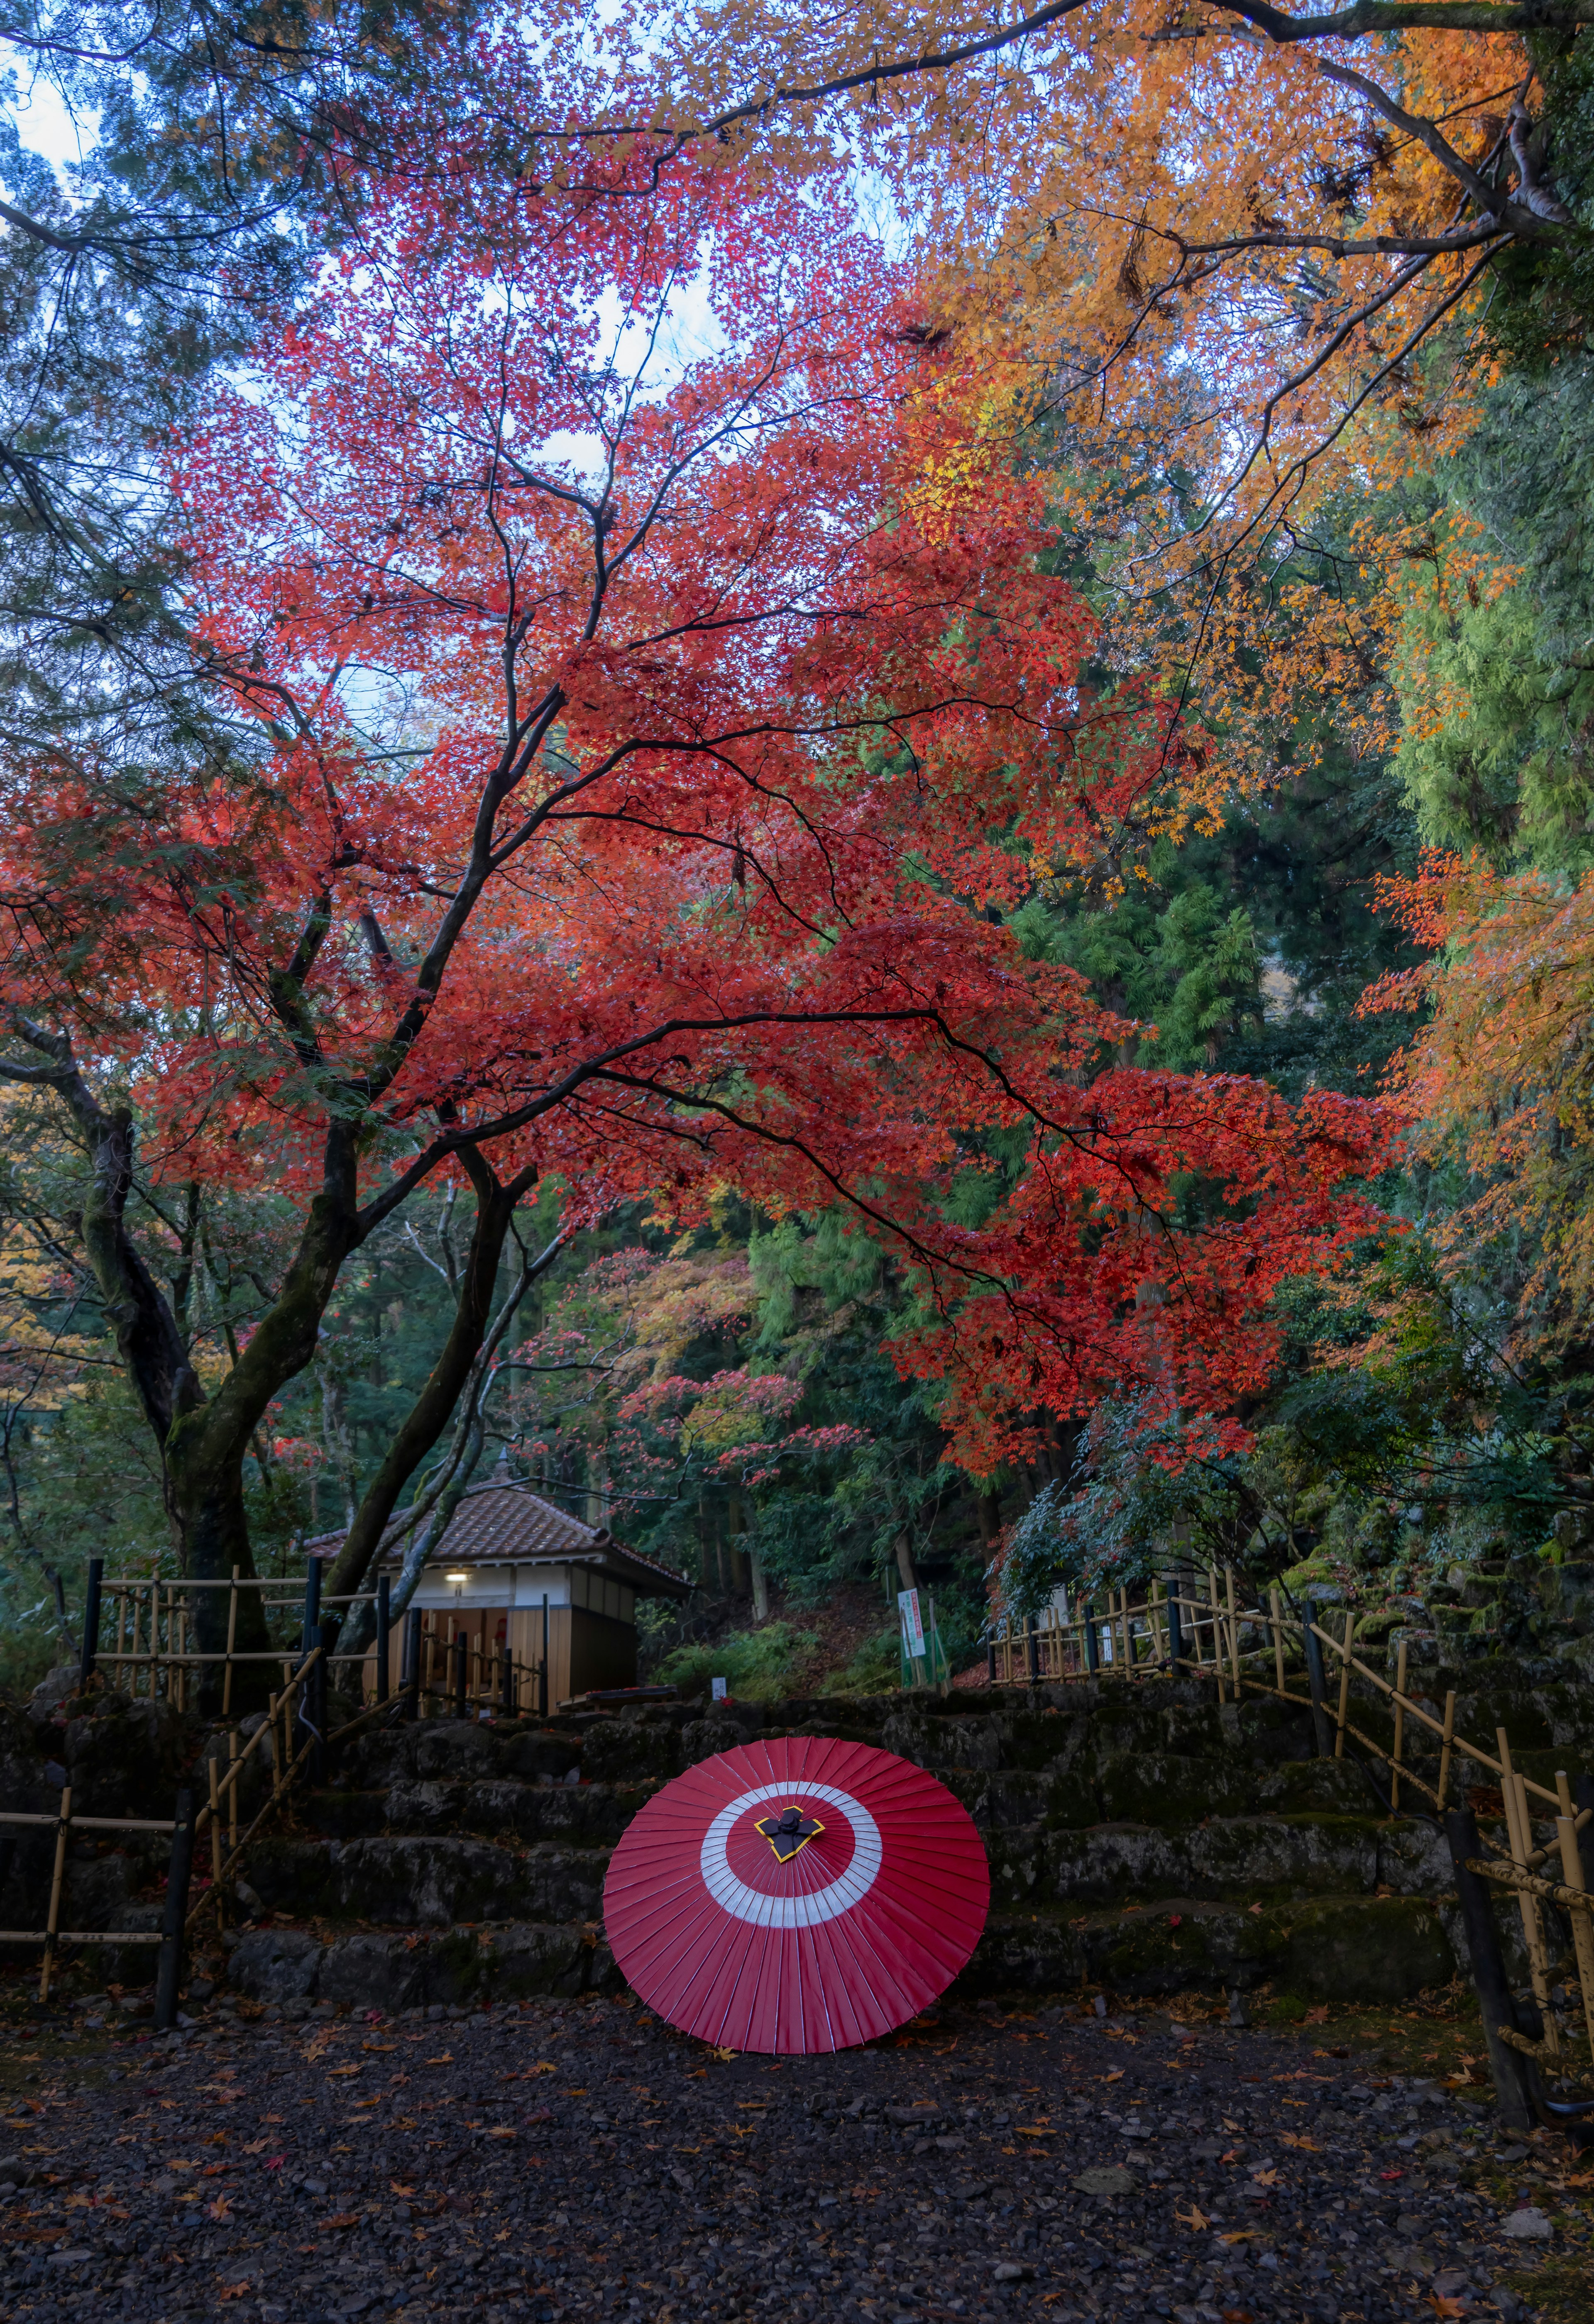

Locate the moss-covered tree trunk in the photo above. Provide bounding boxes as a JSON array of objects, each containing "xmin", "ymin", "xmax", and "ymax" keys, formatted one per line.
[{"xmin": 7, "ymin": 1023, "xmax": 366, "ymax": 1703}]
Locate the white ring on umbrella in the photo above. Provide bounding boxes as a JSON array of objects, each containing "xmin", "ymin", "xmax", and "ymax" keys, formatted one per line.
[{"xmin": 699, "ymin": 1779, "xmax": 883, "ymax": 1929}]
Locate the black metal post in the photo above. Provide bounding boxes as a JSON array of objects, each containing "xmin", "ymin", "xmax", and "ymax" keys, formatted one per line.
[
  {"xmin": 403, "ymin": 1610, "xmax": 422, "ymax": 1723},
  {"xmin": 1445, "ymin": 1806, "xmax": 1535, "ymax": 2133},
  {"xmin": 1026, "ymin": 1618, "xmax": 1039, "ymax": 1682},
  {"xmin": 306, "ymin": 1623, "xmax": 328, "ymax": 1785},
  {"xmin": 1303, "ymin": 1606, "xmax": 1333, "ymax": 1756},
  {"xmin": 154, "ymin": 1787, "xmax": 197, "ymax": 2032},
  {"xmin": 1166, "ymin": 1581, "xmax": 1184, "ymax": 1672},
  {"xmin": 541, "ymin": 1594, "xmax": 550, "ymax": 1718},
  {"xmin": 1083, "ymin": 1602, "xmax": 1100, "ymax": 1675},
  {"xmin": 375, "ymin": 1574, "xmax": 391, "ymax": 1705},
  {"xmin": 501, "ymin": 1638, "xmax": 515, "ymax": 1717},
  {"xmin": 986, "ymin": 1639, "xmax": 997, "ymax": 1686},
  {"xmin": 78, "ymin": 1556, "xmax": 103, "ymax": 1692},
  {"xmin": 302, "ymin": 1557, "xmax": 322, "ymax": 1660},
  {"xmin": 452, "ymin": 1633, "xmax": 468, "ymax": 1719},
  {"xmin": 1577, "ymin": 1774, "xmax": 1594, "ymax": 1889}
]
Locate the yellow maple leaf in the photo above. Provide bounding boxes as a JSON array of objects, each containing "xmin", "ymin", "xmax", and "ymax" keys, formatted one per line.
[{"xmin": 1176, "ymin": 2205, "xmax": 1210, "ymax": 2232}]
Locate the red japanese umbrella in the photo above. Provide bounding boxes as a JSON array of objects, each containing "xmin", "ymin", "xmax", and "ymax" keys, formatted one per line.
[{"xmin": 602, "ymin": 1735, "xmax": 989, "ymax": 2053}]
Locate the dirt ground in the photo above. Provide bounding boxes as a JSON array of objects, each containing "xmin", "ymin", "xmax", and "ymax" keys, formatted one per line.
[{"xmin": 2, "ymin": 1986, "xmax": 1590, "ymax": 2324}]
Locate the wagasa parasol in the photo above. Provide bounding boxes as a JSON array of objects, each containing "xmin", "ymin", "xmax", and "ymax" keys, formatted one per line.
[{"xmin": 602, "ymin": 1734, "xmax": 989, "ymax": 2053}]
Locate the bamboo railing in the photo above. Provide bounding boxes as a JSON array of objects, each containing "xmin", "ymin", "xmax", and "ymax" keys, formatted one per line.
[
  {"xmin": 84, "ymin": 1561, "xmax": 547, "ymax": 1722},
  {"xmin": 990, "ymin": 1566, "xmax": 1594, "ymax": 2087}
]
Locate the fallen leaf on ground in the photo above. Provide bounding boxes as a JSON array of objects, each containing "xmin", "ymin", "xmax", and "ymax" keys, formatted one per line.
[
  {"xmin": 390, "ymin": 2183, "xmax": 415, "ymax": 2197},
  {"xmin": 1281, "ymin": 2134, "xmax": 1320, "ymax": 2151},
  {"xmin": 1176, "ymin": 2206, "xmax": 1210, "ymax": 2231}
]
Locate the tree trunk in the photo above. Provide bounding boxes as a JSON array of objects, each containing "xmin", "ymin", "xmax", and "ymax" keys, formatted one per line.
[
  {"xmin": 321, "ymin": 1163, "xmax": 525, "ymax": 1624},
  {"xmin": 894, "ymin": 1531, "xmax": 917, "ymax": 1593},
  {"xmin": 16, "ymin": 1027, "xmax": 364, "ymax": 1702}
]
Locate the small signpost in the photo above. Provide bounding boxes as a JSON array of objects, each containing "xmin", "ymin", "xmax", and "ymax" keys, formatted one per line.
[
  {"xmin": 711, "ymin": 1675, "xmax": 729, "ymax": 1704},
  {"xmin": 898, "ymin": 1587, "xmax": 951, "ymax": 1693}
]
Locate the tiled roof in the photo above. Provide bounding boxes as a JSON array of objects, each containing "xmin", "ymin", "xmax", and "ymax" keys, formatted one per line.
[{"xmin": 307, "ymin": 1482, "xmax": 691, "ymax": 1598}]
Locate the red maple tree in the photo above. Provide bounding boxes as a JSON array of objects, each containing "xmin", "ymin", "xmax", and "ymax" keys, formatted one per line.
[{"xmin": 0, "ymin": 124, "xmax": 1394, "ymax": 1667}]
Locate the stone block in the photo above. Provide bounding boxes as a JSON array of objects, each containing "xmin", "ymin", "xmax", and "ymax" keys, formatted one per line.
[
  {"xmin": 580, "ymin": 1719, "xmax": 680, "ymax": 1786},
  {"xmin": 1273, "ymin": 1894, "xmax": 1455, "ymax": 2002},
  {"xmin": 680, "ymin": 1716, "xmax": 749, "ymax": 1767},
  {"xmin": 317, "ymin": 1932, "xmax": 428, "ymax": 2013},
  {"xmin": 227, "ymin": 1925, "xmax": 324, "ymax": 2001},
  {"xmin": 412, "ymin": 1722, "xmax": 502, "ymax": 1782}
]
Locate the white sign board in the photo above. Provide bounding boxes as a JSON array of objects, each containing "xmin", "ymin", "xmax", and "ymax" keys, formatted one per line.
[
  {"xmin": 898, "ymin": 1587, "xmax": 925, "ymax": 1658},
  {"xmin": 711, "ymin": 1675, "xmax": 728, "ymax": 1703}
]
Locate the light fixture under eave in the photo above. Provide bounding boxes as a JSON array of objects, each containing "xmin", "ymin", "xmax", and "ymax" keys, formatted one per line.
[{"xmin": 446, "ymin": 1571, "xmax": 469, "ymax": 1582}]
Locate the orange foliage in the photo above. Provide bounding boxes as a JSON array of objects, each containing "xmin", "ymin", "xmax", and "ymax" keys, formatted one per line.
[
  {"xmin": 1365, "ymin": 852, "xmax": 1594, "ymax": 1355},
  {"xmin": 619, "ymin": 1, "xmax": 1565, "ymax": 833}
]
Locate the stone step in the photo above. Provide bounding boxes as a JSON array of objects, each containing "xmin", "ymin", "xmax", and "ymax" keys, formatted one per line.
[
  {"xmin": 224, "ymin": 1916, "xmax": 610, "ymax": 2013},
  {"xmin": 975, "ymin": 1888, "xmax": 1462, "ymax": 2004},
  {"xmin": 247, "ymin": 1803, "xmax": 1452, "ymax": 1932},
  {"xmin": 986, "ymin": 1811, "xmax": 1453, "ymax": 1907},
  {"xmin": 215, "ymin": 1882, "xmax": 1464, "ymax": 2019},
  {"xmin": 245, "ymin": 1834, "xmax": 610, "ymax": 1925}
]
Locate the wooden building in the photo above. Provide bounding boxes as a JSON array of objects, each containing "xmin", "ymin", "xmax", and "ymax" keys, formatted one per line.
[{"xmin": 332, "ymin": 1483, "xmax": 691, "ymax": 1708}]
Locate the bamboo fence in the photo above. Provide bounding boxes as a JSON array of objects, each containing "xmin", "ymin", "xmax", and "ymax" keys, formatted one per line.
[
  {"xmin": 0, "ymin": 1789, "xmax": 175, "ymax": 2002},
  {"xmin": 991, "ymin": 1567, "xmax": 1594, "ymax": 2081},
  {"xmin": 93, "ymin": 1569, "xmax": 546, "ymax": 1721}
]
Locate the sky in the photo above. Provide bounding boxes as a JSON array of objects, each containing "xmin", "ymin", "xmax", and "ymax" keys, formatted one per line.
[{"xmin": 2, "ymin": 44, "xmax": 96, "ymax": 182}]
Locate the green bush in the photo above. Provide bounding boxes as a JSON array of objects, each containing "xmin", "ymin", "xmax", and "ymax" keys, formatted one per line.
[
  {"xmin": 655, "ymin": 1621, "xmax": 817, "ymax": 1702},
  {"xmin": 816, "ymin": 1626, "xmax": 900, "ymax": 1697}
]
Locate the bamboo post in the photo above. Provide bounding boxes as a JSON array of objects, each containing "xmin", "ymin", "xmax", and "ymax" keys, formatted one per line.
[
  {"xmin": 1498, "ymin": 1728, "xmax": 1559, "ymax": 2059},
  {"xmin": 1391, "ymin": 1640, "xmax": 1408, "ymax": 1813},
  {"xmin": 1555, "ymin": 1807, "xmax": 1594, "ymax": 2062},
  {"xmin": 1083, "ymin": 1599, "xmax": 1100, "ymax": 1675},
  {"xmin": 1269, "ymin": 1588, "xmax": 1286, "ymax": 1697},
  {"xmin": 208, "ymin": 1755, "xmax": 225, "ymax": 1919},
  {"xmin": 228, "ymin": 1726, "xmax": 240, "ymax": 1853},
  {"xmin": 1208, "ymin": 1570, "xmax": 1226, "ymax": 1703},
  {"xmin": 1436, "ymin": 1689, "xmax": 1456, "ymax": 1811},
  {"xmin": 1334, "ymin": 1609, "xmax": 1354, "ymax": 1759},
  {"xmin": 1225, "ymin": 1566, "xmax": 1242, "ymax": 1693},
  {"xmin": 1166, "ymin": 1580, "xmax": 1184, "ymax": 1673},
  {"xmin": 38, "ymin": 1785, "xmax": 72, "ymax": 2004},
  {"xmin": 222, "ymin": 1568, "xmax": 240, "ymax": 1718}
]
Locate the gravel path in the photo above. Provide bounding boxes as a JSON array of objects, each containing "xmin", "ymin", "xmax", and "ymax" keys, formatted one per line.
[{"xmin": 2, "ymin": 1994, "xmax": 1587, "ymax": 2324}]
